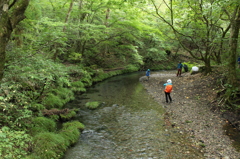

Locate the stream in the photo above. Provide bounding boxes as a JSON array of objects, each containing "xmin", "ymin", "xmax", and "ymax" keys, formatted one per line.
[{"xmin": 63, "ymin": 71, "xmax": 204, "ymax": 159}]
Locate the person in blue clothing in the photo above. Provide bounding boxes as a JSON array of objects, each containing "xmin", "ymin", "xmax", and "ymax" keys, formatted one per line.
[
  {"xmin": 238, "ymin": 56, "xmax": 240, "ymax": 68},
  {"xmin": 176, "ymin": 62, "xmax": 183, "ymax": 76},
  {"xmin": 146, "ymin": 69, "xmax": 150, "ymax": 81},
  {"xmin": 164, "ymin": 79, "xmax": 172, "ymax": 103}
]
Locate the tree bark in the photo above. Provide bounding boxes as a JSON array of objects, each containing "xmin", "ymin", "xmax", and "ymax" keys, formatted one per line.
[
  {"xmin": 0, "ymin": 0, "xmax": 30, "ymax": 81},
  {"xmin": 63, "ymin": 0, "xmax": 74, "ymax": 32},
  {"xmin": 227, "ymin": 6, "xmax": 240, "ymax": 88}
]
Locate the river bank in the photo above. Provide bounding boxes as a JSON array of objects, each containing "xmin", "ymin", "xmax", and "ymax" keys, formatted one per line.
[{"xmin": 141, "ymin": 70, "xmax": 240, "ymax": 159}]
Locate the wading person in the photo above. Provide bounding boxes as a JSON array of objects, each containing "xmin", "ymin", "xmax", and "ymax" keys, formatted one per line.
[
  {"xmin": 146, "ymin": 69, "xmax": 150, "ymax": 81},
  {"xmin": 177, "ymin": 62, "xmax": 183, "ymax": 76},
  {"xmin": 164, "ymin": 79, "xmax": 172, "ymax": 103}
]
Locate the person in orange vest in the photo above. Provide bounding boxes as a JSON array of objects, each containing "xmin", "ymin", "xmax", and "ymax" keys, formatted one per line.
[{"xmin": 164, "ymin": 79, "xmax": 172, "ymax": 103}]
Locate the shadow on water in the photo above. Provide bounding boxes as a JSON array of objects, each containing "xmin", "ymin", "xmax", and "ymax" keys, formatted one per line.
[
  {"xmin": 63, "ymin": 71, "xmax": 204, "ymax": 159},
  {"xmin": 223, "ymin": 123, "xmax": 240, "ymax": 151}
]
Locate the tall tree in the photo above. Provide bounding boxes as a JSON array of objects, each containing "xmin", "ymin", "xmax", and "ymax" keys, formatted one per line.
[
  {"xmin": 148, "ymin": 0, "xmax": 230, "ymax": 74},
  {"xmin": 225, "ymin": 4, "xmax": 240, "ymax": 103},
  {"xmin": 0, "ymin": 0, "xmax": 30, "ymax": 81}
]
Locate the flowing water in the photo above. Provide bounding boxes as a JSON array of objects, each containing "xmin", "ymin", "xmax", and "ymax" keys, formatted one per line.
[{"xmin": 63, "ymin": 72, "xmax": 204, "ymax": 159}]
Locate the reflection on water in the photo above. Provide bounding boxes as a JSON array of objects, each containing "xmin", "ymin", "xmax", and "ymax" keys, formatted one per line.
[{"xmin": 63, "ymin": 72, "xmax": 203, "ymax": 159}]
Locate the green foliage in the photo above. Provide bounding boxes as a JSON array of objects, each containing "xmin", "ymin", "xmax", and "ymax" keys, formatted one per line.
[
  {"xmin": 30, "ymin": 117, "xmax": 56, "ymax": 136},
  {"xmin": 123, "ymin": 64, "xmax": 139, "ymax": 73},
  {"xmin": 71, "ymin": 81, "xmax": 86, "ymax": 92},
  {"xmin": 43, "ymin": 87, "xmax": 74, "ymax": 109},
  {"xmin": 49, "ymin": 114, "xmax": 60, "ymax": 121},
  {"xmin": 0, "ymin": 126, "xmax": 32, "ymax": 159},
  {"xmin": 29, "ymin": 103, "xmax": 45, "ymax": 112},
  {"xmin": 43, "ymin": 93, "xmax": 65, "ymax": 109},
  {"xmin": 85, "ymin": 101, "xmax": 101, "ymax": 109},
  {"xmin": 4, "ymin": 54, "xmax": 75, "ymax": 108},
  {"xmin": 5, "ymin": 0, "xmax": 240, "ymax": 157},
  {"xmin": 92, "ymin": 70, "xmax": 109, "ymax": 82},
  {"xmin": 92, "ymin": 65, "xmax": 141, "ymax": 82},
  {"xmin": 67, "ymin": 65, "xmax": 93, "ymax": 87},
  {"xmin": 0, "ymin": 102, "xmax": 32, "ymax": 130}
]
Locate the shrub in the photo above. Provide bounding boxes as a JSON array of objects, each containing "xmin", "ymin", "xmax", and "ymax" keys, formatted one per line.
[
  {"xmin": 0, "ymin": 126, "xmax": 32, "ymax": 159},
  {"xmin": 0, "ymin": 102, "xmax": 32, "ymax": 130}
]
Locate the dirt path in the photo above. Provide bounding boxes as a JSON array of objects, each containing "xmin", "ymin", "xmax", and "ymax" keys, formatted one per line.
[{"xmin": 141, "ymin": 71, "xmax": 240, "ymax": 159}]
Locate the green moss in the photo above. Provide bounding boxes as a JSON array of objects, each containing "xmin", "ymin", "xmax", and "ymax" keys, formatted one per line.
[
  {"xmin": 85, "ymin": 101, "xmax": 101, "ymax": 109},
  {"xmin": 59, "ymin": 121, "xmax": 85, "ymax": 146},
  {"xmin": 30, "ymin": 117, "xmax": 56, "ymax": 136},
  {"xmin": 62, "ymin": 120, "xmax": 85, "ymax": 130},
  {"xmin": 185, "ymin": 120, "xmax": 193, "ymax": 123},
  {"xmin": 30, "ymin": 103, "xmax": 45, "ymax": 111},
  {"xmin": 60, "ymin": 110, "xmax": 77, "ymax": 121},
  {"xmin": 31, "ymin": 132, "xmax": 67, "ymax": 159},
  {"xmin": 71, "ymin": 81, "xmax": 86, "ymax": 92},
  {"xmin": 43, "ymin": 93, "xmax": 65, "ymax": 109},
  {"xmin": 28, "ymin": 121, "xmax": 84, "ymax": 159},
  {"xmin": 43, "ymin": 88, "xmax": 75, "ymax": 109},
  {"xmin": 49, "ymin": 114, "xmax": 60, "ymax": 121}
]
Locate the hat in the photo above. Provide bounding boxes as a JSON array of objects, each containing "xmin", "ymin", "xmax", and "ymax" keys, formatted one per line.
[
  {"xmin": 147, "ymin": 69, "xmax": 150, "ymax": 71},
  {"xmin": 167, "ymin": 79, "xmax": 172, "ymax": 83}
]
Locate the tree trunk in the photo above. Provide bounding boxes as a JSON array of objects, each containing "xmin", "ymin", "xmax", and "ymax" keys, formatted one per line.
[
  {"xmin": 204, "ymin": 57, "xmax": 212, "ymax": 74},
  {"xmin": 103, "ymin": 8, "xmax": 110, "ymax": 57},
  {"xmin": 63, "ymin": 0, "xmax": 74, "ymax": 32},
  {"xmin": 227, "ymin": 6, "xmax": 240, "ymax": 88},
  {"xmin": 0, "ymin": 0, "xmax": 30, "ymax": 81}
]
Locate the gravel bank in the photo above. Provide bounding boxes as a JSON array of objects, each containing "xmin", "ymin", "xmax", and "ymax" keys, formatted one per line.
[{"xmin": 141, "ymin": 71, "xmax": 240, "ymax": 159}]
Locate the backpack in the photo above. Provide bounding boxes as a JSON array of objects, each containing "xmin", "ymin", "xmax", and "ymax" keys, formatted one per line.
[{"xmin": 165, "ymin": 85, "xmax": 172, "ymax": 93}]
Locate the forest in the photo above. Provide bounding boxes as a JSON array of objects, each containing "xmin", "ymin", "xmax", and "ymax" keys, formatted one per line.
[{"xmin": 0, "ymin": 0, "xmax": 240, "ymax": 158}]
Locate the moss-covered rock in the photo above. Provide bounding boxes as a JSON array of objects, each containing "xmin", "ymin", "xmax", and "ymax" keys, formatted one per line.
[{"xmin": 85, "ymin": 101, "xmax": 101, "ymax": 109}]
